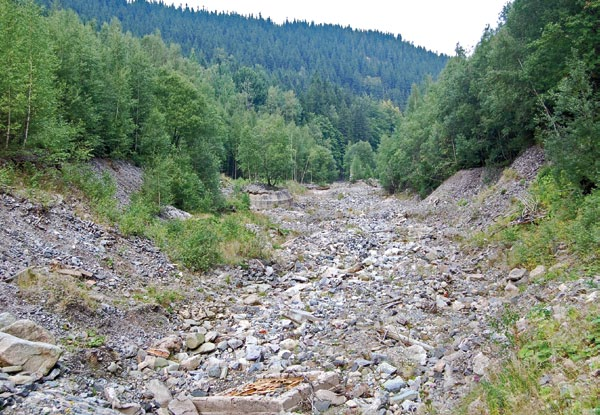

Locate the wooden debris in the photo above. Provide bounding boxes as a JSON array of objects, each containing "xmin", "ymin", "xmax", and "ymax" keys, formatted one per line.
[
  {"xmin": 54, "ymin": 267, "xmax": 94, "ymax": 278},
  {"xmin": 226, "ymin": 376, "xmax": 304, "ymax": 397},
  {"xmin": 147, "ymin": 348, "xmax": 170, "ymax": 358},
  {"xmin": 381, "ymin": 326, "xmax": 434, "ymax": 351}
]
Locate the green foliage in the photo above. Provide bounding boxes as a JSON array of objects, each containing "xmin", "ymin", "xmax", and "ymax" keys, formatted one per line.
[
  {"xmin": 153, "ymin": 219, "xmax": 221, "ymax": 272},
  {"xmin": 375, "ymin": 0, "xmax": 599, "ymax": 197},
  {"xmin": 490, "ymin": 173, "xmax": 599, "ymax": 271},
  {"xmin": 543, "ymin": 58, "xmax": 600, "ymax": 190},
  {"xmin": 238, "ymin": 113, "xmax": 292, "ymax": 186},
  {"xmin": 0, "ymin": 162, "xmax": 15, "ymax": 191},
  {"xmin": 462, "ymin": 302, "xmax": 600, "ymax": 415},
  {"xmin": 119, "ymin": 195, "xmax": 157, "ymax": 237},
  {"xmin": 146, "ymin": 286, "xmax": 184, "ymax": 310},
  {"xmin": 344, "ymin": 141, "xmax": 375, "ymax": 182},
  {"xmin": 60, "ymin": 163, "xmax": 118, "ymax": 221},
  {"xmin": 85, "ymin": 330, "xmax": 106, "ymax": 348},
  {"xmin": 35, "ymin": 0, "xmax": 447, "ymax": 108}
]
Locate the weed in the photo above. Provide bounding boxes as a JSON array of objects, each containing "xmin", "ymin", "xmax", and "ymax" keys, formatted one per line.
[
  {"xmin": 85, "ymin": 330, "xmax": 106, "ymax": 348},
  {"xmin": 502, "ymin": 168, "xmax": 520, "ymax": 181},
  {"xmin": 462, "ymin": 301, "xmax": 600, "ymax": 415},
  {"xmin": 0, "ymin": 163, "xmax": 15, "ymax": 191},
  {"xmin": 146, "ymin": 286, "xmax": 184, "ymax": 311},
  {"xmin": 284, "ymin": 180, "xmax": 308, "ymax": 195},
  {"xmin": 16, "ymin": 267, "xmax": 98, "ymax": 312}
]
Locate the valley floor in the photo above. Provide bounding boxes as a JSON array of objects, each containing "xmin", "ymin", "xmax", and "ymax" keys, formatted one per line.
[{"xmin": 1, "ymin": 155, "xmax": 598, "ymax": 414}]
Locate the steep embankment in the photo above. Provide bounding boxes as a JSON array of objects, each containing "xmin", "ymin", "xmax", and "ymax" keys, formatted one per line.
[{"xmin": 0, "ymin": 148, "xmax": 597, "ymax": 414}]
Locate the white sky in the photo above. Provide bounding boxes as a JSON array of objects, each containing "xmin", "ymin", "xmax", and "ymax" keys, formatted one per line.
[{"xmin": 167, "ymin": 0, "xmax": 509, "ymax": 55}]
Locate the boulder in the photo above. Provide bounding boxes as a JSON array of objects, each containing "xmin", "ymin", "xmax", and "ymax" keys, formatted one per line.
[
  {"xmin": 1, "ymin": 319, "xmax": 56, "ymax": 345},
  {"xmin": 0, "ymin": 313, "xmax": 17, "ymax": 330},
  {"xmin": 168, "ymin": 394, "xmax": 199, "ymax": 415},
  {"xmin": 0, "ymin": 332, "xmax": 61, "ymax": 376},
  {"xmin": 147, "ymin": 379, "xmax": 172, "ymax": 407}
]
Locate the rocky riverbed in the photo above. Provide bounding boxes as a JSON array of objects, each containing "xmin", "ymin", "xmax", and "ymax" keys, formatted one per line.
[{"xmin": 1, "ymin": 148, "xmax": 597, "ymax": 415}]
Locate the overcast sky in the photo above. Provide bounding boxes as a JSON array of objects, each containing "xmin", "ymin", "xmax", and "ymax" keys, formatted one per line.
[{"xmin": 166, "ymin": 0, "xmax": 509, "ymax": 55}]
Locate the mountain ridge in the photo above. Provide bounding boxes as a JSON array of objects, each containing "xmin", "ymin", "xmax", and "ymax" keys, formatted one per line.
[{"xmin": 36, "ymin": 0, "xmax": 448, "ymax": 106}]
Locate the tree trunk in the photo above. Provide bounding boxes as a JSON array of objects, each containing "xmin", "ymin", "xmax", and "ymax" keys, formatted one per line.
[
  {"xmin": 5, "ymin": 87, "xmax": 12, "ymax": 149},
  {"xmin": 23, "ymin": 57, "xmax": 33, "ymax": 148}
]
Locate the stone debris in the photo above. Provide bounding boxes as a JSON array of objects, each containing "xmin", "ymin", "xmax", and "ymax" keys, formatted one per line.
[
  {"xmin": 0, "ymin": 332, "xmax": 61, "ymax": 376},
  {"xmin": 0, "ymin": 150, "xmax": 597, "ymax": 415}
]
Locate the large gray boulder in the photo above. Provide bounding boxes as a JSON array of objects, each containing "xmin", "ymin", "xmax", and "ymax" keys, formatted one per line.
[
  {"xmin": 1, "ymin": 319, "xmax": 57, "ymax": 345},
  {"xmin": 0, "ymin": 332, "xmax": 61, "ymax": 376}
]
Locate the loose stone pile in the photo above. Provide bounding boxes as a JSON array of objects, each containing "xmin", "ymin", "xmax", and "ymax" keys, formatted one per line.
[{"xmin": 1, "ymin": 148, "xmax": 597, "ymax": 414}]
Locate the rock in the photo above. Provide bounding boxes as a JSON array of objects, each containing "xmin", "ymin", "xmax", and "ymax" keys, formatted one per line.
[
  {"xmin": 147, "ymin": 379, "xmax": 172, "ymax": 407},
  {"xmin": 472, "ymin": 352, "xmax": 490, "ymax": 376},
  {"xmin": 107, "ymin": 362, "xmax": 120, "ymax": 373},
  {"xmin": 1, "ymin": 365, "xmax": 22, "ymax": 374},
  {"xmin": 0, "ymin": 313, "xmax": 16, "ymax": 330},
  {"xmin": 390, "ymin": 389, "xmax": 419, "ymax": 403},
  {"xmin": 0, "ymin": 332, "xmax": 61, "ymax": 376},
  {"xmin": 227, "ymin": 339, "xmax": 244, "ymax": 350},
  {"xmin": 346, "ymin": 399, "xmax": 358, "ymax": 408},
  {"xmin": 243, "ymin": 294, "xmax": 262, "ymax": 306},
  {"xmin": 153, "ymin": 357, "xmax": 169, "ymax": 369},
  {"xmin": 8, "ymin": 373, "xmax": 36, "ymax": 385},
  {"xmin": 168, "ymin": 394, "xmax": 199, "ymax": 415},
  {"xmin": 433, "ymin": 360, "xmax": 446, "ymax": 373},
  {"xmin": 504, "ymin": 282, "xmax": 519, "ymax": 297},
  {"xmin": 383, "ymin": 377, "xmax": 407, "ymax": 392},
  {"xmin": 245, "ymin": 345, "xmax": 263, "ymax": 361},
  {"xmin": 180, "ymin": 355, "xmax": 202, "ymax": 371},
  {"xmin": 529, "ymin": 265, "xmax": 546, "ymax": 280},
  {"xmin": 185, "ymin": 333, "xmax": 205, "ymax": 350},
  {"xmin": 283, "ymin": 309, "xmax": 320, "ymax": 324},
  {"xmin": 507, "ymin": 268, "xmax": 527, "ymax": 282},
  {"xmin": 452, "ymin": 301, "xmax": 466, "ymax": 311},
  {"xmin": 405, "ymin": 345, "xmax": 427, "ymax": 365},
  {"xmin": 159, "ymin": 205, "xmax": 192, "ymax": 220},
  {"xmin": 152, "ymin": 335, "xmax": 182, "ymax": 354},
  {"xmin": 279, "ymin": 339, "xmax": 298, "ymax": 351},
  {"xmin": 205, "ymin": 331, "xmax": 218, "ymax": 343},
  {"xmin": 113, "ymin": 403, "xmax": 142, "ymax": 415},
  {"xmin": 315, "ymin": 389, "xmax": 346, "ymax": 406},
  {"xmin": 198, "ymin": 343, "xmax": 216, "ymax": 354},
  {"xmin": 1, "ymin": 319, "xmax": 57, "ymax": 344},
  {"xmin": 351, "ymin": 383, "xmax": 369, "ymax": 398},
  {"xmin": 377, "ymin": 361, "xmax": 397, "ymax": 375}
]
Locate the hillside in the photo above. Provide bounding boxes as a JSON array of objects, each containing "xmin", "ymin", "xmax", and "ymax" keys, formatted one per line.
[{"xmin": 35, "ymin": 0, "xmax": 448, "ymax": 106}]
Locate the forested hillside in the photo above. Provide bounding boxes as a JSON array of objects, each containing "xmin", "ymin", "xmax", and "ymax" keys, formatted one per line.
[
  {"xmin": 1, "ymin": 0, "xmax": 415, "ymax": 215},
  {"xmin": 35, "ymin": 0, "xmax": 447, "ymax": 107},
  {"xmin": 376, "ymin": 0, "xmax": 599, "ymax": 197}
]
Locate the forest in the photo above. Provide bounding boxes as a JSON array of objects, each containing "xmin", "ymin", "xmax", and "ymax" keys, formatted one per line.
[
  {"xmin": 35, "ymin": 0, "xmax": 448, "ymax": 106},
  {"xmin": 0, "ymin": 0, "xmax": 599, "ymax": 213},
  {"xmin": 376, "ymin": 0, "xmax": 600, "ymax": 197}
]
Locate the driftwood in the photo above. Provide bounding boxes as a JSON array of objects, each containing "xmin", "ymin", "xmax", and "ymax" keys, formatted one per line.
[{"xmin": 380, "ymin": 326, "xmax": 434, "ymax": 351}]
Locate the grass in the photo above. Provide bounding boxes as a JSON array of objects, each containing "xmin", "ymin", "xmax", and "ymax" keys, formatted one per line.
[
  {"xmin": 460, "ymin": 170, "xmax": 600, "ymax": 415},
  {"xmin": 467, "ymin": 172, "xmax": 599, "ymax": 277},
  {"xmin": 460, "ymin": 303, "xmax": 600, "ymax": 415},
  {"xmin": 1, "ymin": 162, "xmax": 275, "ymax": 273},
  {"xmin": 16, "ymin": 267, "xmax": 99, "ymax": 313},
  {"xmin": 284, "ymin": 180, "xmax": 308, "ymax": 195}
]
